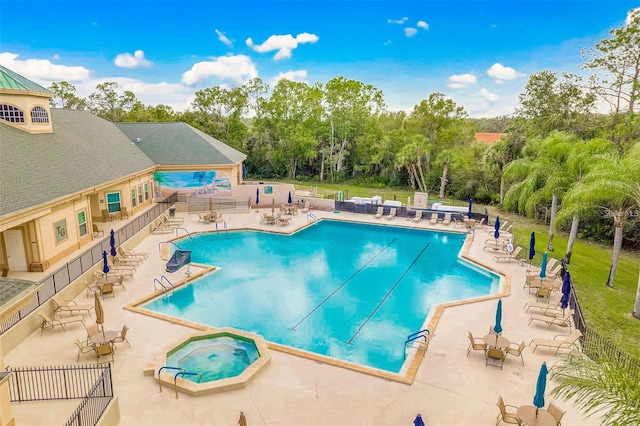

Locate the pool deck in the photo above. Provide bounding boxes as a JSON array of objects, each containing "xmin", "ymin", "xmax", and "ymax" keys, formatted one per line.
[{"xmin": 5, "ymin": 208, "xmax": 602, "ymax": 425}]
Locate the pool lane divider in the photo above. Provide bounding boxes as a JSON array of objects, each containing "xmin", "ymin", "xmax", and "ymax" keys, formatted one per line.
[
  {"xmin": 288, "ymin": 238, "xmax": 398, "ymax": 331},
  {"xmin": 344, "ymin": 242, "xmax": 431, "ymax": 345}
]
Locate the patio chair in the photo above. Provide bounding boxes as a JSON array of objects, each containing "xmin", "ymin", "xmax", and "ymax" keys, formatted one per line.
[
  {"xmin": 113, "ymin": 274, "xmax": 127, "ymax": 291},
  {"xmin": 84, "ymin": 280, "xmax": 100, "ymax": 298},
  {"xmin": 95, "ymin": 342, "xmax": 115, "ymax": 364},
  {"xmin": 547, "ymin": 402, "xmax": 566, "ymax": 426},
  {"xmin": 120, "ymin": 207, "xmax": 129, "ymax": 219},
  {"xmin": 528, "ymin": 309, "xmax": 574, "ymax": 330},
  {"xmin": 83, "ymin": 323, "xmax": 100, "ymax": 344},
  {"xmin": 496, "ymin": 396, "xmax": 522, "ymax": 425},
  {"xmin": 101, "ymin": 209, "xmax": 109, "ymax": 222},
  {"xmin": 384, "ymin": 207, "xmax": 396, "ymax": 220},
  {"xmin": 38, "ymin": 313, "xmax": 85, "ymax": 335},
  {"xmin": 1, "ymin": 267, "xmax": 8, "ymax": 277},
  {"xmin": 493, "ymin": 246, "xmax": 522, "ymax": 262},
  {"xmin": 506, "ymin": 341, "xmax": 526, "ymax": 366},
  {"xmin": 301, "ymin": 200, "xmax": 311, "ymax": 213},
  {"xmin": 52, "ymin": 299, "xmax": 94, "ymax": 317},
  {"xmin": 92, "ymin": 224, "xmax": 104, "ymax": 237},
  {"xmin": 429, "ymin": 213, "xmax": 438, "ymax": 224},
  {"xmin": 442, "ymin": 213, "xmax": 452, "ymax": 225},
  {"xmin": 485, "ymin": 347, "xmax": 506, "ymax": 369},
  {"xmin": 75, "ymin": 339, "xmax": 96, "ymax": 362},
  {"xmin": 476, "ymin": 217, "xmax": 486, "ymax": 229},
  {"xmin": 530, "ymin": 329, "xmax": 583, "ymax": 355},
  {"xmin": 412, "ymin": 210, "xmax": 423, "ymax": 223},
  {"xmin": 466, "ymin": 331, "xmax": 486, "ymax": 356},
  {"xmin": 113, "ymin": 325, "xmax": 131, "ymax": 348},
  {"xmin": 374, "ymin": 206, "xmax": 384, "ymax": 219},
  {"xmin": 100, "ymin": 282, "xmax": 115, "ymax": 299}
]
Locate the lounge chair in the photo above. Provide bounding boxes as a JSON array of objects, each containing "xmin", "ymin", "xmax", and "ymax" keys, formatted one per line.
[
  {"xmin": 374, "ymin": 206, "xmax": 384, "ymax": 219},
  {"xmin": 547, "ymin": 402, "xmax": 566, "ymax": 425},
  {"xmin": 92, "ymin": 224, "xmax": 104, "ymax": 237},
  {"xmin": 107, "ymin": 259, "xmax": 136, "ymax": 278},
  {"xmin": 113, "ymin": 253, "xmax": 142, "ymax": 267},
  {"xmin": 493, "ymin": 246, "xmax": 522, "ymax": 262},
  {"xmin": 384, "ymin": 207, "xmax": 396, "ymax": 220},
  {"xmin": 113, "ymin": 325, "xmax": 131, "ymax": 348},
  {"xmin": 487, "ymin": 220, "xmax": 509, "ymax": 234},
  {"xmin": 524, "ymin": 298, "xmax": 561, "ymax": 315},
  {"xmin": 429, "ymin": 213, "xmax": 438, "ymax": 224},
  {"xmin": 466, "ymin": 331, "xmax": 486, "ymax": 356},
  {"xmin": 476, "ymin": 217, "xmax": 486, "ymax": 229},
  {"xmin": 442, "ymin": 213, "xmax": 452, "ymax": 225},
  {"xmin": 412, "ymin": 210, "xmax": 423, "ymax": 223},
  {"xmin": 38, "ymin": 313, "xmax": 85, "ymax": 335},
  {"xmin": 526, "ymin": 258, "xmax": 559, "ymax": 276},
  {"xmin": 496, "ymin": 396, "xmax": 521, "ymax": 425},
  {"xmin": 452, "ymin": 217, "xmax": 464, "ymax": 228},
  {"xmin": 117, "ymin": 246, "xmax": 147, "ymax": 260},
  {"xmin": 528, "ymin": 309, "xmax": 574, "ymax": 330},
  {"xmin": 52, "ymin": 299, "xmax": 94, "ymax": 317},
  {"xmin": 506, "ymin": 341, "xmax": 526, "ymax": 365},
  {"xmin": 75, "ymin": 339, "xmax": 96, "ymax": 362},
  {"xmin": 162, "ymin": 212, "xmax": 184, "ymax": 225},
  {"xmin": 151, "ymin": 222, "xmax": 174, "ymax": 234},
  {"xmin": 530, "ymin": 329, "xmax": 583, "ymax": 355}
]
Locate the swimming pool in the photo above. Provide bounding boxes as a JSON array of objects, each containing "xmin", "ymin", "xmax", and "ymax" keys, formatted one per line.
[{"xmin": 144, "ymin": 220, "xmax": 499, "ymax": 374}]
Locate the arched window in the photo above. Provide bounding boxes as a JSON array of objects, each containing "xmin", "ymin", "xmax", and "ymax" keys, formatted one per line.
[
  {"xmin": 31, "ymin": 106, "xmax": 49, "ymax": 123},
  {"xmin": 0, "ymin": 104, "xmax": 25, "ymax": 123}
]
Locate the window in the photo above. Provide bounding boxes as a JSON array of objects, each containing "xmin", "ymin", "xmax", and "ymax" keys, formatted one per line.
[
  {"xmin": 0, "ymin": 104, "xmax": 25, "ymax": 123},
  {"xmin": 31, "ymin": 106, "xmax": 49, "ymax": 123},
  {"xmin": 106, "ymin": 192, "xmax": 121, "ymax": 213},
  {"xmin": 77, "ymin": 210, "xmax": 88, "ymax": 237},
  {"xmin": 138, "ymin": 185, "xmax": 143, "ymax": 204},
  {"xmin": 131, "ymin": 189, "xmax": 137, "ymax": 207},
  {"xmin": 144, "ymin": 183, "xmax": 149, "ymax": 201}
]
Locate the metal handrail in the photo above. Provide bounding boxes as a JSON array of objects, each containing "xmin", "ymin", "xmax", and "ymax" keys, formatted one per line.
[
  {"xmin": 175, "ymin": 227, "xmax": 192, "ymax": 238},
  {"xmin": 157, "ymin": 366, "xmax": 185, "ymax": 394},
  {"xmin": 307, "ymin": 213, "xmax": 318, "ymax": 224},
  {"xmin": 160, "ymin": 275, "xmax": 174, "ymax": 290},
  {"xmin": 215, "ymin": 221, "xmax": 228, "ymax": 234},
  {"xmin": 173, "ymin": 372, "xmax": 202, "ymax": 398},
  {"xmin": 404, "ymin": 329, "xmax": 430, "ymax": 359}
]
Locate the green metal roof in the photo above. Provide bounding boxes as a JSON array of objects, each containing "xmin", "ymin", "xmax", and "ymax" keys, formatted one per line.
[
  {"xmin": 115, "ymin": 122, "xmax": 246, "ymax": 166},
  {"xmin": 0, "ymin": 64, "xmax": 51, "ymax": 94},
  {"xmin": 0, "ymin": 109, "xmax": 156, "ymax": 217}
]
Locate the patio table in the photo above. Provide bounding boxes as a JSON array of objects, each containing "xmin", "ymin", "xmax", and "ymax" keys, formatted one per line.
[
  {"xmin": 90, "ymin": 330, "xmax": 118, "ymax": 345},
  {"xmin": 517, "ymin": 405, "xmax": 556, "ymax": 426}
]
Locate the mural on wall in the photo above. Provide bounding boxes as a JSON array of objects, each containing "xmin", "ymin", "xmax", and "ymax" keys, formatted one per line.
[{"xmin": 153, "ymin": 171, "xmax": 232, "ymax": 198}]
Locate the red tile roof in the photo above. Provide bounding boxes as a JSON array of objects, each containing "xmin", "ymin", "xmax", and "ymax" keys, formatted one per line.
[{"xmin": 475, "ymin": 133, "xmax": 506, "ymax": 144}]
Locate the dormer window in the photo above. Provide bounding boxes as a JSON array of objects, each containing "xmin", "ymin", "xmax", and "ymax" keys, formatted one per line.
[
  {"xmin": 31, "ymin": 106, "xmax": 49, "ymax": 123},
  {"xmin": 0, "ymin": 104, "xmax": 25, "ymax": 123}
]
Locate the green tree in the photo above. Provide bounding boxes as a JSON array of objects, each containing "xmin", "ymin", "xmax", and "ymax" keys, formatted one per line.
[
  {"xmin": 87, "ymin": 82, "xmax": 136, "ymax": 122},
  {"xmin": 579, "ymin": 10, "xmax": 640, "ymax": 151},
  {"xmin": 48, "ymin": 81, "xmax": 86, "ymax": 109}
]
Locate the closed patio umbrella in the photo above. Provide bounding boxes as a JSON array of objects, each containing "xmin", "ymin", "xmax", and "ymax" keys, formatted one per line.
[
  {"xmin": 528, "ymin": 232, "xmax": 536, "ymax": 266},
  {"xmin": 110, "ymin": 229, "xmax": 117, "ymax": 257},
  {"xmin": 238, "ymin": 411, "xmax": 247, "ymax": 426},
  {"xmin": 539, "ymin": 252, "xmax": 548, "ymax": 280},
  {"xmin": 271, "ymin": 198, "xmax": 275, "ymax": 214},
  {"xmin": 493, "ymin": 299, "xmax": 503, "ymax": 336},
  {"xmin": 102, "ymin": 251, "xmax": 110, "ymax": 275},
  {"xmin": 255, "ymin": 188, "xmax": 260, "ymax": 207},
  {"xmin": 94, "ymin": 292, "xmax": 105, "ymax": 336},
  {"xmin": 560, "ymin": 270, "xmax": 572, "ymax": 313},
  {"xmin": 467, "ymin": 199, "xmax": 472, "ymax": 219},
  {"xmin": 413, "ymin": 414, "xmax": 425, "ymax": 426},
  {"xmin": 287, "ymin": 191, "xmax": 292, "ymax": 204},
  {"xmin": 533, "ymin": 362, "xmax": 549, "ymax": 417},
  {"xmin": 494, "ymin": 216, "xmax": 500, "ymax": 241}
]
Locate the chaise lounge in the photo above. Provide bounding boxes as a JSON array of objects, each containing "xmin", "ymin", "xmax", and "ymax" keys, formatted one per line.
[
  {"xmin": 528, "ymin": 309, "xmax": 574, "ymax": 330},
  {"xmin": 530, "ymin": 329, "xmax": 583, "ymax": 355},
  {"xmin": 38, "ymin": 313, "xmax": 85, "ymax": 335}
]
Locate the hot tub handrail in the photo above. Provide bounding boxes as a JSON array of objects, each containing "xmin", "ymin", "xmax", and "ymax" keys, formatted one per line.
[
  {"xmin": 157, "ymin": 366, "xmax": 186, "ymax": 394},
  {"xmin": 173, "ymin": 372, "xmax": 202, "ymax": 398}
]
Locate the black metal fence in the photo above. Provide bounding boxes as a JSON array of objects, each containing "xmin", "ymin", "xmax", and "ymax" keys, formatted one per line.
[
  {"xmin": 568, "ymin": 288, "xmax": 639, "ymax": 377},
  {"xmin": 0, "ymin": 193, "xmax": 177, "ymax": 335},
  {"xmin": 334, "ymin": 201, "xmax": 488, "ymax": 225}
]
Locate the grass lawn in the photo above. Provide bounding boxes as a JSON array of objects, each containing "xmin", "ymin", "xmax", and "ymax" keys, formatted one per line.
[{"xmin": 276, "ymin": 179, "xmax": 640, "ymax": 359}]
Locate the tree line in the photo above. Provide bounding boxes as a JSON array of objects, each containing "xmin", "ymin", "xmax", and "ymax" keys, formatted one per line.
[{"xmin": 50, "ymin": 13, "xmax": 639, "ymax": 306}]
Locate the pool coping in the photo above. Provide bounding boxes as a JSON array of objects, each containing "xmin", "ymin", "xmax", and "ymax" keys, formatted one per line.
[{"xmin": 125, "ymin": 220, "xmax": 511, "ymax": 385}]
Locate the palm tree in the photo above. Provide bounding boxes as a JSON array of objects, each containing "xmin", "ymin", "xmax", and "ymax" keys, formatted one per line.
[
  {"xmin": 551, "ymin": 352, "xmax": 640, "ymax": 426},
  {"xmin": 558, "ymin": 150, "xmax": 639, "ymax": 288}
]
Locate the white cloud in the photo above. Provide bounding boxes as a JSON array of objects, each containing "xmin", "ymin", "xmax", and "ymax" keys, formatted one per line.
[
  {"xmin": 486, "ymin": 63, "xmax": 525, "ymax": 84},
  {"xmin": 246, "ymin": 32, "xmax": 318, "ymax": 60},
  {"xmin": 447, "ymin": 73, "xmax": 477, "ymax": 89},
  {"xmin": 215, "ymin": 29, "xmax": 232, "ymax": 47},
  {"xmin": 0, "ymin": 52, "xmax": 90, "ymax": 81},
  {"xmin": 114, "ymin": 50, "xmax": 152, "ymax": 69},
  {"xmin": 383, "ymin": 39, "xmax": 392, "ymax": 46},
  {"xmin": 479, "ymin": 88, "xmax": 499, "ymax": 101},
  {"xmin": 387, "ymin": 17, "xmax": 408, "ymax": 24},
  {"xmin": 404, "ymin": 27, "xmax": 418, "ymax": 37},
  {"xmin": 626, "ymin": 8, "xmax": 640, "ymax": 26},
  {"xmin": 269, "ymin": 70, "xmax": 307, "ymax": 86},
  {"xmin": 181, "ymin": 54, "xmax": 257, "ymax": 85},
  {"xmin": 53, "ymin": 54, "xmax": 60, "ymax": 60},
  {"xmin": 417, "ymin": 21, "xmax": 429, "ymax": 30}
]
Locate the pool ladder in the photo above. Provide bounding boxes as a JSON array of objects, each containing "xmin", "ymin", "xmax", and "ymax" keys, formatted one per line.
[
  {"xmin": 153, "ymin": 275, "xmax": 175, "ymax": 294},
  {"xmin": 215, "ymin": 221, "xmax": 228, "ymax": 234},
  {"xmin": 404, "ymin": 329, "xmax": 430, "ymax": 359},
  {"xmin": 307, "ymin": 213, "xmax": 318, "ymax": 224},
  {"xmin": 175, "ymin": 227, "xmax": 192, "ymax": 238},
  {"xmin": 157, "ymin": 366, "xmax": 202, "ymax": 398}
]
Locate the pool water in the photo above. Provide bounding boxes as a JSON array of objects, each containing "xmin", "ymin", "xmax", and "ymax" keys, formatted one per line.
[
  {"xmin": 167, "ymin": 336, "xmax": 260, "ymax": 382},
  {"xmin": 145, "ymin": 220, "xmax": 499, "ymax": 373}
]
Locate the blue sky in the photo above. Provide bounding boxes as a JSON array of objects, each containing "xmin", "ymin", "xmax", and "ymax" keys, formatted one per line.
[{"xmin": 1, "ymin": 1, "xmax": 638, "ymax": 117}]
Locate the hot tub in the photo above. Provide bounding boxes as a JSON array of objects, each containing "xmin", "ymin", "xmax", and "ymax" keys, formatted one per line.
[{"xmin": 148, "ymin": 328, "xmax": 271, "ymax": 396}]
